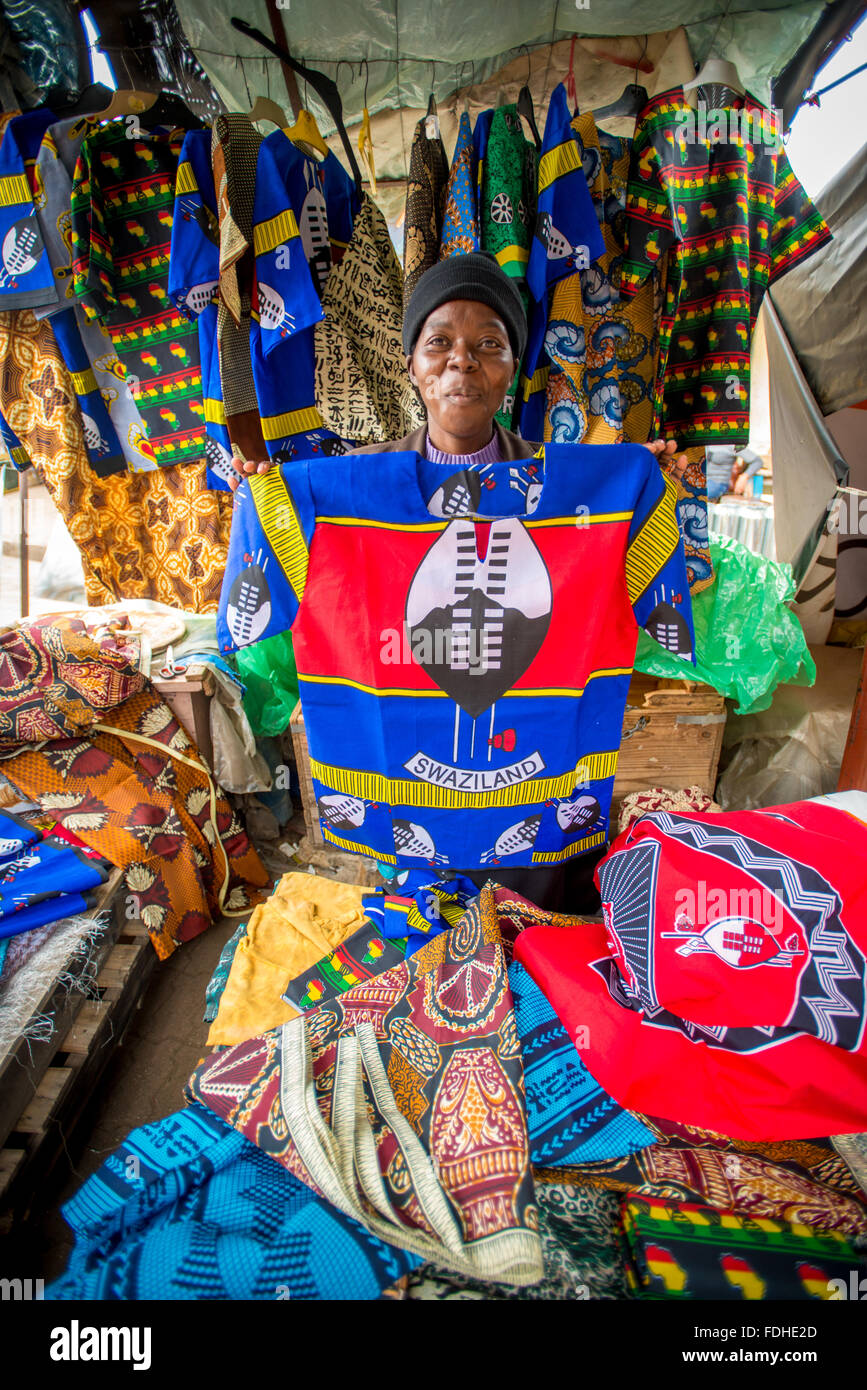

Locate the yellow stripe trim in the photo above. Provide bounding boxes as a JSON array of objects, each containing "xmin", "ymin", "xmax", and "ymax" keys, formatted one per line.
[
  {"xmin": 299, "ymin": 670, "xmax": 632, "ymax": 699},
  {"xmin": 260, "ymin": 404, "xmax": 324, "ymax": 440},
  {"xmin": 253, "ymin": 208, "xmax": 300, "ymax": 257},
  {"xmin": 527, "ymin": 513, "xmax": 630, "ymax": 528},
  {"xmin": 175, "ymin": 160, "xmax": 197, "ymax": 195},
  {"xmin": 494, "ymin": 246, "xmax": 529, "ymax": 267},
  {"xmin": 249, "ymin": 468, "xmax": 309, "ymax": 602},
  {"xmin": 538, "ymin": 138, "xmax": 581, "ymax": 194},
  {"xmin": 625, "ymin": 471, "xmax": 680, "ymax": 603},
  {"xmin": 532, "ymin": 831, "xmax": 607, "ymax": 862},
  {"xmin": 204, "ymin": 397, "xmax": 226, "ymax": 425},
  {"xmin": 522, "ymin": 365, "xmax": 550, "ymax": 399},
  {"xmin": 310, "ymin": 752, "xmax": 619, "ymax": 810},
  {"xmin": 315, "ymin": 513, "xmax": 626, "ymax": 532},
  {"xmin": 322, "ymin": 826, "xmax": 396, "ymax": 863},
  {"xmin": 70, "ymin": 368, "xmax": 98, "ymax": 396},
  {"xmin": 0, "ymin": 173, "xmax": 30, "ymax": 206},
  {"xmin": 319, "ymin": 516, "xmax": 447, "ymax": 532}
]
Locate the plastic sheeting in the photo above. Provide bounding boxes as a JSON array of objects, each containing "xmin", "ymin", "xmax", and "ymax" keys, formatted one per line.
[
  {"xmin": 717, "ymin": 643, "xmax": 863, "ymax": 809},
  {"xmin": 634, "ymin": 533, "xmax": 815, "ymax": 715},
  {"xmin": 763, "ymin": 296, "xmax": 846, "ymax": 580},
  {"xmin": 770, "ymin": 146, "xmax": 867, "ymax": 417}
]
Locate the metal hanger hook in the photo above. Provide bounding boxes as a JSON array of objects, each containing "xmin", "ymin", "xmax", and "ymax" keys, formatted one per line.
[
  {"xmin": 335, "ymin": 60, "xmax": 355, "ymax": 92},
  {"xmin": 360, "ymin": 57, "xmax": 370, "ymax": 108}
]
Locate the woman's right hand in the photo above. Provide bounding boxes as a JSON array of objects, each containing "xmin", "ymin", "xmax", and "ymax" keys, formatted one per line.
[{"xmin": 228, "ymin": 456, "xmax": 275, "ymax": 493}]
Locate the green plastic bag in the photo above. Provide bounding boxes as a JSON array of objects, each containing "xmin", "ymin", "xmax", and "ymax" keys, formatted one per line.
[
  {"xmin": 235, "ymin": 630, "xmax": 299, "ymax": 737},
  {"xmin": 635, "ymin": 533, "xmax": 816, "ymax": 715}
]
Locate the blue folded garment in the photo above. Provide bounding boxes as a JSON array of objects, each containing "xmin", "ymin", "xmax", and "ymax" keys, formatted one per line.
[{"xmin": 509, "ymin": 959, "xmax": 655, "ymax": 1165}]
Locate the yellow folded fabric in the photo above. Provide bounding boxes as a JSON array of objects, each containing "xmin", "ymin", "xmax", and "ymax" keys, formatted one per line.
[{"xmin": 207, "ymin": 872, "xmax": 369, "ymax": 1045}]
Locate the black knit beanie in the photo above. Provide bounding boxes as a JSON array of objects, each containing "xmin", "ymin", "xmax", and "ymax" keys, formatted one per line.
[{"xmin": 402, "ymin": 251, "xmax": 527, "ymax": 359}]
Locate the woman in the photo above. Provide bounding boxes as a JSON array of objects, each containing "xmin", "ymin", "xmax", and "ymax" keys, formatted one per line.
[
  {"xmin": 228, "ymin": 253, "xmax": 687, "ymax": 909},
  {"xmin": 229, "ymin": 251, "xmax": 687, "ymax": 481}
]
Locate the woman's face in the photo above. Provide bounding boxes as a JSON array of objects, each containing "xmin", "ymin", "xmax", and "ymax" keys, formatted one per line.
[{"xmin": 408, "ymin": 298, "xmax": 517, "ymax": 443}]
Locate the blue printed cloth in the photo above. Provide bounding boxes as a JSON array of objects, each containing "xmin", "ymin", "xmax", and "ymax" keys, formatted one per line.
[
  {"xmin": 509, "ymin": 959, "xmax": 655, "ymax": 1165},
  {"xmin": 0, "ymin": 110, "xmax": 59, "ymax": 310},
  {"xmin": 519, "ymin": 83, "xmax": 606, "ymax": 440},
  {"xmin": 168, "ymin": 130, "xmax": 229, "ymax": 490},
  {"xmin": 439, "ymin": 110, "xmax": 480, "ymax": 257},
  {"xmin": 251, "ymin": 131, "xmax": 360, "ymax": 462},
  {"xmin": 218, "ymin": 443, "xmax": 694, "ymax": 870},
  {"xmin": 48, "ymin": 1103, "xmax": 421, "ymax": 1300}
]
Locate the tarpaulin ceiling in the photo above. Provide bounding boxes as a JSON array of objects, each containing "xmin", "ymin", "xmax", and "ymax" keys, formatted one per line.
[{"xmin": 174, "ymin": 0, "xmax": 824, "ymax": 134}]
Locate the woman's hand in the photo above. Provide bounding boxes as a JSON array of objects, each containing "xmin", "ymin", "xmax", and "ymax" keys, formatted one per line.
[
  {"xmin": 646, "ymin": 438, "xmax": 688, "ymax": 485},
  {"xmin": 227, "ymin": 455, "xmax": 275, "ymax": 493}
]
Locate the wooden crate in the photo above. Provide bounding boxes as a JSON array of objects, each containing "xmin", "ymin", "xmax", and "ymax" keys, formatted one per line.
[
  {"xmin": 289, "ymin": 677, "xmax": 726, "ymax": 845},
  {"xmin": 611, "ymin": 674, "xmax": 726, "ymax": 814},
  {"xmin": 151, "ymin": 663, "xmax": 215, "ymax": 769},
  {"xmin": 0, "ymin": 871, "xmax": 157, "ymax": 1227}
]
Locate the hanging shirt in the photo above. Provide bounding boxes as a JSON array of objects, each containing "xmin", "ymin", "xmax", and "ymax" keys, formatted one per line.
[
  {"xmin": 520, "ymin": 84, "xmax": 606, "ymax": 439},
  {"xmin": 439, "ymin": 110, "xmax": 480, "ymax": 258},
  {"xmin": 0, "ymin": 109, "xmax": 59, "ymax": 310},
  {"xmin": 70, "ymin": 120, "xmax": 206, "ymax": 469},
  {"xmin": 314, "ymin": 192, "xmax": 424, "ymax": 445},
  {"xmin": 168, "ymin": 129, "xmax": 231, "ymax": 489},
  {"xmin": 539, "ymin": 114, "xmax": 662, "ymax": 448},
  {"xmin": 403, "ymin": 113, "xmax": 449, "ymax": 307},
  {"xmin": 34, "ymin": 115, "xmax": 152, "ymax": 474},
  {"xmin": 251, "ymin": 130, "xmax": 360, "ymax": 461},
  {"xmin": 480, "ymin": 103, "xmax": 538, "ymax": 430},
  {"xmin": 621, "ymin": 88, "xmax": 831, "ymax": 446},
  {"xmin": 218, "ymin": 442, "xmax": 693, "ymax": 870}
]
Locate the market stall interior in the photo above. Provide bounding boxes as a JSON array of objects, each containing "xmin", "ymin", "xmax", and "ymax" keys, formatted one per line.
[{"xmin": 0, "ymin": 0, "xmax": 866, "ymax": 1305}]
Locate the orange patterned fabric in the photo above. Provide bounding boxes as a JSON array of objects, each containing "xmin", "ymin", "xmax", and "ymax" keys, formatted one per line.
[
  {"xmin": 0, "ymin": 309, "xmax": 233, "ymax": 610},
  {"xmin": 2, "ymin": 684, "xmax": 269, "ymax": 960}
]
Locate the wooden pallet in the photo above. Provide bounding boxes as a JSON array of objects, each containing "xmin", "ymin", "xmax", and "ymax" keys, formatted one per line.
[{"xmin": 0, "ymin": 871, "xmax": 157, "ymax": 1227}]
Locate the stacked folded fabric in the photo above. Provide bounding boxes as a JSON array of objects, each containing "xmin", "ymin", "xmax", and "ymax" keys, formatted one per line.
[
  {"xmin": 49, "ymin": 803, "xmax": 867, "ymax": 1299},
  {"xmin": 0, "ymin": 809, "xmax": 109, "ymax": 942}
]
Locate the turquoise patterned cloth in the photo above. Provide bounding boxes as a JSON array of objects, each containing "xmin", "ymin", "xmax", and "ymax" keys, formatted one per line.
[
  {"xmin": 48, "ymin": 1104, "xmax": 421, "ymax": 1300},
  {"xmin": 509, "ymin": 960, "xmax": 655, "ymax": 1165},
  {"xmin": 203, "ymin": 920, "xmax": 248, "ymax": 1022}
]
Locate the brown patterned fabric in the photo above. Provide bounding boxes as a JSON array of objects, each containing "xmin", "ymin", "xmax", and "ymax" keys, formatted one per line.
[
  {"xmin": 212, "ymin": 116, "xmax": 267, "ymax": 461},
  {"xmin": 0, "ymin": 621, "xmax": 145, "ymax": 747},
  {"xmin": 1, "ymin": 681, "xmax": 269, "ymax": 960},
  {"xmin": 403, "ymin": 116, "xmax": 449, "ymax": 308},
  {"xmin": 0, "ymin": 309, "xmax": 233, "ymax": 610},
  {"xmin": 315, "ymin": 193, "xmax": 424, "ymax": 444},
  {"xmin": 533, "ymin": 1118, "xmax": 867, "ymax": 1239},
  {"xmin": 187, "ymin": 885, "xmax": 543, "ymax": 1283}
]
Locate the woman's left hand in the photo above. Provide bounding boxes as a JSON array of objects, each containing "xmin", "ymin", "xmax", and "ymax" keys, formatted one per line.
[{"xmin": 646, "ymin": 438, "xmax": 688, "ymax": 484}]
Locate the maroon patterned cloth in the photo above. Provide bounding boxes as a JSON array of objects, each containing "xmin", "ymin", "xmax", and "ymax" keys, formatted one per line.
[
  {"xmin": 0, "ymin": 620, "xmax": 145, "ymax": 749},
  {"xmin": 187, "ymin": 886, "xmax": 543, "ymax": 1284}
]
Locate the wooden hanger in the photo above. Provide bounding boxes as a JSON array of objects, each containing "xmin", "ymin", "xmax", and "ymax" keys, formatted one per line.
[
  {"xmin": 284, "ymin": 107, "xmax": 329, "ymax": 159},
  {"xmin": 92, "ymin": 89, "xmax": 158, "ymax": 121},
  {"xmin": 244, "ymin": 95, "xmax": 288, "ymax": 128}
]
